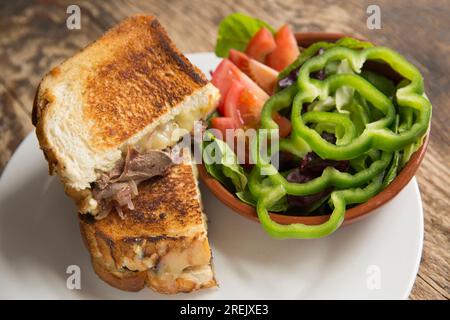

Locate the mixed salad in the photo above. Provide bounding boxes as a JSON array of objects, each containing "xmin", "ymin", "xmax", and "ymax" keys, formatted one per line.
[{"xmin": 202, "ymin": 13, "xmax": 431, "ymax": 239}]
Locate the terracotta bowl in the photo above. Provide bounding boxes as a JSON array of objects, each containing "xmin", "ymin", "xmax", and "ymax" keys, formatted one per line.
[{"xmin": 198, "ymin": 32, "xmax": 430, "ymax": 226}]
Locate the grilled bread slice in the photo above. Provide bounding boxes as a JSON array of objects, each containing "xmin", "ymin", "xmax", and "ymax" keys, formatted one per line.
[
  {"xmin": 33, "ymin": 14, "xmax": 220, "ymax": 215},
  {"xmin": 79, "ymin": 152, "xmax": 216, "ymax": 294}
]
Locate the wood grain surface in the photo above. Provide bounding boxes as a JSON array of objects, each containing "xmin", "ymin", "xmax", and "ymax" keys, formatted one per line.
[{"xmin": 0, "ymin": 0, "xmax": 448, "ymax": 299}]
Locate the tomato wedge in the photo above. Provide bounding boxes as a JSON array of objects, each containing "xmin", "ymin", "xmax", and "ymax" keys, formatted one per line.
[
  {"xmin": 273, "ymin": 112, "xmax": 292, "ymax": 138},
  {"xmin": 228, "ymin": 49, "xmax": 249, "ymax": 73},
  {"xmin": 265, "ymin": 24, "xmax": 300, "ymax": 71},
  {"xmin": 245, "ymin": 27, "xmax": 276, "ymax": 62},
  {"xmin": 237, "ymin": 88, "xmax": 265, "ymax": 128},
  {"xmin": 229, "ymin": 49, "xmax": 278, "ymax": 94},
  {"xmin": 210, "ymin": 117, "xmax": 237, "ymax": 141},
  {"xmin": 223, "ymin": 82, "xmax": 289, "ymax": 133},
  {"xmin": 211, "ymin": 59, "xmax": 269, "ymax": 113},
  {"xmin": 223, "ymin": 81, "xmax": 245, "ymax": 127}
]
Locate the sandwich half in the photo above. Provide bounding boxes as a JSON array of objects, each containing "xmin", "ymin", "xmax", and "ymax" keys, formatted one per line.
[
  {"xmin": 79, "ymin": 151, "xmax": 216, "ymax": 293},
  {"xmin": 32, "ymin": 14, "xmax": 219, "ymax": 217}
]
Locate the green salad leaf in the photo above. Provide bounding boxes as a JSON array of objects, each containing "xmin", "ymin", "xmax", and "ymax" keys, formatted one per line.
[
  {"xmin": 383, "ymin": 151, "xmax": 400, "ymax": 189},
  {"xmin": 202, "ymin": 130, "xmax": 289, "ymax": 211},
  {"xmin": 215, "ymin": 13, "xmax": 275, "ymax": 58},
  {"xmin": 202, "ymin": 132, "xmax": 248, "ymax": 192},
  {"xmin": 335, "ymin": 59, "xmax": 355, "ymax": 113},
  {"xmin": 360, "ymin": 69, "xmax": 395, "ymax": 98},
  {"xmin": 203, "ymin": 153, "xmax": 234, "ymax": 191}
]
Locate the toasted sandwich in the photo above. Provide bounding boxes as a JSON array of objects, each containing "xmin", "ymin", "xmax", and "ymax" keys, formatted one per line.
[
  {"xmin": 32, "ymin": 15, "xmax": 219, "ymax": 294},
  {"xmin": 32, "ymin": 15, "xmax": 220, "ymax": 217},
  {"xmin": 79, "ymin": 151, "xmax": 216, "ymax": 293}
]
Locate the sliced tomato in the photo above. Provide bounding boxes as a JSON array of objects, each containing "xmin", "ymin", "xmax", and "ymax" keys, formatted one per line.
[
  {"xmin": 223, "ymin": 81, "xmax": 245, "ymax": 127},
  {"xmin": 228, "ymin": 49, "xmax": 249, "ymax": 73},
  {"xmin": 211, "ymin": 59, "xmax": 235, "ymax": 114},
  {"xmin": 210, "ymin": 116, "xmax": 252, "ymax": 166},
  {"xmin": 211, "ymin": 59, "xmax": 269, "ymax": 113},
  {"xmin": 273, "ymin": 113, "xmax": 292, "ymax": 138},
  {"xmin": 229, "ymin": 49, "xmax": 278, "ymax": 94},
  {"xmin": 265, "ymin": 24, "xmax": 300, "ymax": 72},
  {"xmin": 233, "ymin": 86, "xmax": 287, "ymax": 131},
  {"xmin": 246, "ymin": 60, "xmax": 278, "ymax": 95},
  {"xmin": 238, "ymin": 88, "xmax": 265, "ymax": 128},
  {"xmin": 210, "ymin": 117, "xmax": 237, "ymax": 141},
  {"xmin": 245, "ymin": 27, "xmax": 276, "ymax": 62}
]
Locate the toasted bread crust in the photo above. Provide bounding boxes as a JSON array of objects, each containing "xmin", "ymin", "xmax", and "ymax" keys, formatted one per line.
[
  {"xmin": 83, "ymin": 159, "xmax": 205, "ymax": 236},
  {"xmin": 82, "ymin": 16, "xmax": 207, "ymax": 150},
  {"xmin": 33, "ymin": 84, "xmax": 59, "ymax": 175},
  {"xmin": 78, "ymin": 157, "xmax": 216, "ymax": 294},
  {"xmin": 32, "ymin": 15, "xmax": 208, "ymax": 134},
  {"xmin": 32, "ymin": 14, "xmax": 214, "ymax": 187},
  {"xmin": 82, "ymin": 230, "xmax": 216, "ymax": 294},
  {"xmin": 32, "ymin": 14, "xmax": 220, "ymax": 213},
  {"xmin": 90, "ymin": 259, "xmax": 147, "ymax": 292}
]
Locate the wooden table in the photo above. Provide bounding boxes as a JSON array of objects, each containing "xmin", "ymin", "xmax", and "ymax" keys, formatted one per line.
[{"xmin": 0, "ymin": 0, "xmax": 448, "ymax": 300}]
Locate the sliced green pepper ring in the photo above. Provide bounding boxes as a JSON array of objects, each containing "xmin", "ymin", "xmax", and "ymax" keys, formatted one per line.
[
  {"xmin": 250, "ymin": 164, "xmax": 385, "ymax": 239},
  {"xmin": 247, "ymin": 43, "xmax": 431, "ymax": 239}
]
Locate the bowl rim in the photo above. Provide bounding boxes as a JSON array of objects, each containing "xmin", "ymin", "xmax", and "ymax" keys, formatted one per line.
[
  {"xmin": 198, "ymin": 31, "xmax": 430, "ymax": 226},
  {"xmin": 198, "ymin": 133, "xmax": 428, "ymax": 226}
]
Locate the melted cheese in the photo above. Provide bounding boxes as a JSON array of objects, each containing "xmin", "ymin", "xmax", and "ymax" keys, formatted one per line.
[
  {"xmin": 141, "ymin": 104, "xmax": 207, "ymax": 151},
  {"xmin": 87, "ymin": 88, "xmax": 218, "ymax": 215},
  {"xmin": 157, "ymin": 239, "xmax": 211, "ymax": 276}
]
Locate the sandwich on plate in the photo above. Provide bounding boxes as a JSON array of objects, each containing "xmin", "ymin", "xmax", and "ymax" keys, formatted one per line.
[
  {"xmin": 79, "ymin": 149, "xmax": 215, "ymax": 293},
  {"xmin": 32, "ymin": 15, "xmax": 219, "ymax": 293}
]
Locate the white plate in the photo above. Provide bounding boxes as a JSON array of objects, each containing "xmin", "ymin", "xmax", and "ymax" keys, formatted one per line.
[{"xmin": 0, "ymin": 53, "xmax": 423, "ymax": 300}]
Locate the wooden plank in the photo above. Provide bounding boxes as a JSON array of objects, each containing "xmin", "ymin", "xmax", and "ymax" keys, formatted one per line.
[
  {"xmin": 410, "ymin": 275, "xmax": 448, "ymax": 300},
  {"xmin": 0, "ymin": 0, "xmax": 107, "ymax": 113},
  {"xmin": 0, "ymin": 82, "xmax": 32, "ymax": 174}
]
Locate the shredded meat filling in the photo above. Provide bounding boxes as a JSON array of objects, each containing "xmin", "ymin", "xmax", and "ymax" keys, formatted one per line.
[{"xmin": 93, "ymin": 147, "xmax": 173, "ymax": 219}]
